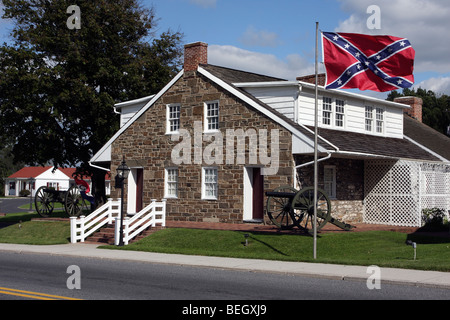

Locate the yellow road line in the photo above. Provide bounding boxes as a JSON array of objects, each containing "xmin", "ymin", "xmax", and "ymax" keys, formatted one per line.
[{"xmin": 0, "ymin": 287, "xmax": 82, "ymax": 300}]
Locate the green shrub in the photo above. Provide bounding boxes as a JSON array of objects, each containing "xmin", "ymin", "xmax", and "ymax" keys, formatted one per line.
[
  {"xmin": 421, "ymin": 208, "xmax": 448, "ymax": 231},
  {"xmin": 19, "ymin": 189, "xmax": 30, "ymax": 197}
]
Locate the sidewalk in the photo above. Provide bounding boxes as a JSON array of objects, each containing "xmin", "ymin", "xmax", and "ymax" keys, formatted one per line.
[{"xmin": 1, "ymin": 242, "xmax": 449, "ymax": 290}]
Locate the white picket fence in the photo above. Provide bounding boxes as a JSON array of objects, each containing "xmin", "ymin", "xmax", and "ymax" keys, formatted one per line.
[
  {"xmin": 115, "ymin": 199, "xmax": 166, "ymax": 245},
  {"xmin": 70, "ymin": 199, "xmax": 121, "ymax": 243},
  {"xmin": 70, "ymin": 198, "xmax": 166, "ymax": 245}
]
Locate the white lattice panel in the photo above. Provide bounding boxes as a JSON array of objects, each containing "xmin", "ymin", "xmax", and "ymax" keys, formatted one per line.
[
  {"xmin": 364, "ymin": 160, "xmax": 449, "ymax": 227},
  {"xmin": 420, "ymin": 163, "xmax": 450, "ymax": 221}
]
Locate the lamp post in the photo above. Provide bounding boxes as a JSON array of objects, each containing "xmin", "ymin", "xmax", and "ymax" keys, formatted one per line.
[
  {"xmin": 115, "ymin": 157, "xmax": 130, "ymax": 246},
  {"xmin": 29, "ymin": 177, "xmax": 35, "ymax": 211}
]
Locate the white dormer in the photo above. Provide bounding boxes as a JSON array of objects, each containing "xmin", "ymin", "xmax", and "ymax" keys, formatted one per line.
[
  {"xmin": 114, "ymin": 95, "xmax": 155, "ymax": 127},
  {"xmin": 234, "ymin": 80, "xmax": 409, "ymax": 139}
]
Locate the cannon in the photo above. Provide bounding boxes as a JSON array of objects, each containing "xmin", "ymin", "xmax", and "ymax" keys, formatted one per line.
[
  {"xmin": 266, "ymin": 186, "xmax": 355, "ymax": 233},
  {"xmin": 34, "ymin": 179, "xmax": 95, "ymax": 218}
]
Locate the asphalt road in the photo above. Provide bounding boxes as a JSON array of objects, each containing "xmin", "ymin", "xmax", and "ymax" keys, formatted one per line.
[
  {"xmin": 0, "ymin": 197, "xmax": 33, "ymax": 214},
  {"xmin": 0, "ymin": 251, "xmax": 448, "ymax": 304}
]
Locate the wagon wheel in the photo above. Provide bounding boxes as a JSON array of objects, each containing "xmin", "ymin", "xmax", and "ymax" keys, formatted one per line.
[
  {"xmin": 35, "ymin": 186, "xmax": 54, "ymax": 217},
  {"xmin": 291, "ymin": 187, "xmax": 331, "ymax": 233},
  {"xmin": 64, "ymin": 185, "xmax": 91, "ymax": 217},
  {"xmin": 266, "ymin": 186, "xmax": 298, "ymax": 229}
]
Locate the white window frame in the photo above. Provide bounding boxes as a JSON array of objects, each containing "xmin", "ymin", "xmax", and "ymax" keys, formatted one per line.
[
  {"xmin": 204, "ymin": 101, "xmax": 220, "ymax": 132},
  {"xmin": 375, "ymin": 107, "xmax": 384, "ymax": 134},
  {"xmin": 322, "ymin": 97, "xmax": 345, "ymax": 128},
  {"xmin": 365, "ymin": 106, "xmax": 373, "ymax": 132},
  {"xmin": 335, "ymin": 99, "xmax": 345, "ymax": 128},
  {"xmin": 166, "ymin": 104, "xmax": 181, "ymax": 134},
  {"xmin": 164, "ymin": 167, "xmax": 178, "ymax": 198},
  {"xmin": 322, "ymin": 97, "xmax": 332, "ymax": 126},
  {"xmin": 202, "ymin": 167, "xmax": 218, "ymax": 200},
  {"xmin": 323, "ymin": 166, "xmax": 336, "ymax": 199},
  {"xmin": 365, "ymin": 106, "xmax": 385, "ymax": 135}
]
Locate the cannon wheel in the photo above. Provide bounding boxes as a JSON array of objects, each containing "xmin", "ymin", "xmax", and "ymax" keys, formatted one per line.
[
  {"xmin": 64, "ymin": 185, "xmax": 90, "ymax": 217},
  {"xmin": 35, "ymin": 186, "xmax": 54, "ymax": 217},
  {"xmin": 291, "ymin": 187, "xmax": 331, "ymax": 233},
  {"xmin": 266, "ymin": 185, "xmax": 298, "ymax": 229}
]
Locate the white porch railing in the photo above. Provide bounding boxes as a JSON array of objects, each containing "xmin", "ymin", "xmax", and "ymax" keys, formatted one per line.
[
  {"xmin": 115, "ymin": 199, "xmax": 166, "ymax": 245},
  {"xmin": 70, "ymin": 199, "xmax": 121, "ymax": 243}
]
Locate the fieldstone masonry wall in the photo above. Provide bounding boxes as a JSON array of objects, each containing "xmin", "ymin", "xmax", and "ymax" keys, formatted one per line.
[
  {"xmin": 295, "ymin": 155, "xmax": 365, "ymax": 223},
  {"xmin": 111, "ymin": 70, "xmax": 294, "ymax": 223}
]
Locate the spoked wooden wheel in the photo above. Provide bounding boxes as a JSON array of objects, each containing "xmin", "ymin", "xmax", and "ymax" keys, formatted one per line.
[
  {"xmin": 35, "ymin": 186, "xmax": 54, "ymax": 217},
  {"xmin": 291, "ymin": 187, "xmax": 331, "ymax": 233},
  {"xmin": 64, "ymin": 185, "xmax": 90, "ymax": 217},
  {"xmin": 266, "ymin": 186, "xmax": 298, "ymax": 229}
]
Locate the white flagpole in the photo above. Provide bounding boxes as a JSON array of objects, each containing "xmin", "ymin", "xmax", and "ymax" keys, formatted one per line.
[{"xmin": 313, "ymin": 22, "xmax": 319, "ymax": 260}]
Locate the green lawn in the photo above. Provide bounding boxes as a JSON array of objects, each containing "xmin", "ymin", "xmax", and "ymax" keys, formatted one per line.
[
  {"xmin": 0, "ymin": 211, "xmax": 70, "ymax": 245},
  {"xmin": 0, "ymin": 220, "xmax": 70, "ymax": 245},
  {"xmin": 103, "ymin": 228, "xmax": 450, "ymax": 272}
]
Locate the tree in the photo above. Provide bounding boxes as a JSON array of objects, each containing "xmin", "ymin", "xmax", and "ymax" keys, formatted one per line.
[
  {"xmin": 387, "ymin": 88, "xmax": 450, "ymax": 136},
  {"xmin": 0, "ymin": 0, "xmax": 183, "ymax": 204}
]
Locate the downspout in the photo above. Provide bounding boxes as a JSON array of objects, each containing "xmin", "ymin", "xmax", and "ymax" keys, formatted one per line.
[
  {"xmin": 295, "ymin": 152, "xmax": 332, "ymax": 169},
  {"xmin": 89, "ymin": 161, "xmax": 110, "ymax": 172}
]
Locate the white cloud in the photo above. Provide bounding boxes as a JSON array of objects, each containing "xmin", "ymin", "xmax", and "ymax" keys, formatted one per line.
[
  {"xmin": 336, "ymin": 0, "xmax": 450, "ymax": 73},
  {"xmin": 208, "ymin": 44, "xmax": 315, "ymax": 80},
  {"xmin": 189, "ymin": 0, "xmax": 216, "ymax": 8},
  {"xmin": 239, "ymin": 26, "xmax": 282, "ymax": 48},
  {"xmin": 414, "ymin": 77, "xmax": 450, "ymax": 95}
]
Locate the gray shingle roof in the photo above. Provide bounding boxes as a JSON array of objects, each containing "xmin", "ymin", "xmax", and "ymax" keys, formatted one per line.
[
  {"xmin": 312, "ymin": 126, "xmax": 441, "ymax": 161},
  {"xmin": 403, "ymin": 115, "xmax": 450, "ymax": 161}
]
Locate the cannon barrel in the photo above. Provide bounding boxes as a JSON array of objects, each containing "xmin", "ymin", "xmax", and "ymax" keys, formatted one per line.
[{"xmin": 265, "ymin": 191, "xmax": 296, "ymax": 199}]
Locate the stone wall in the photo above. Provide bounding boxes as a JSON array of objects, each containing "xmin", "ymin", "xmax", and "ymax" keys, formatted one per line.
[
  {"xmin": 294, "ymin": 155, "xmax": 364, "ymax": 223},
  {"xmin": 111, "ymin": 70, "xmax": 294, "ymax": 223}
]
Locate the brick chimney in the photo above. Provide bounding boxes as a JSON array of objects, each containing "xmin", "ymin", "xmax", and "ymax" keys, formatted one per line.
[
  {"xmin": 394, "ymin": 96, "xmax": 423, "ymax": 122},
  {"xmin": 184, "ymin": 42, "xmax": 208, "ymax": 72},
  {"xmin": 297, "ymin": 73, "xmax": 326, "ymax": 86}
]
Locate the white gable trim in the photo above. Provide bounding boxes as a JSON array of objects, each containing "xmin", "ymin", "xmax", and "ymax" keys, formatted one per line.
[{"xmin": 90, "ymin": 70, "xmax": 184, "ymax": 164}]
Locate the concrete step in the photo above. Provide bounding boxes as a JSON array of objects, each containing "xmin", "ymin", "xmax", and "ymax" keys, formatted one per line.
[{"xmin": 84, "ymin": 221, "xmax": 164, "ymax": 245}]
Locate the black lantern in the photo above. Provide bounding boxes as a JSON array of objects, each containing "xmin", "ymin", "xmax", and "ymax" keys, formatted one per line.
[
  {"xmin": 117, "ymin": 159, "xmax": 130, "ymax": 180},
  {"xmin": 115, "ymin": 157, "xmax": 130, "ymax": 246},
  {"xmin": 115, "ymin": 158, "xmax": 130, "ymax": 188}
]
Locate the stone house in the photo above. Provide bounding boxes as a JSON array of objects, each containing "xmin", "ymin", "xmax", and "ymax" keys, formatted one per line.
[{"xmin": 90, "ymin": 42, "xmax": 450, "ymax": 227}]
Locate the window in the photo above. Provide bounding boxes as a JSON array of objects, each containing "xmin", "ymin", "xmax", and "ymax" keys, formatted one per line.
[
  {"xmin": 322, "ymin": 97, "xmax": 345, "ymax": 128},
  {"xmin": 376, "ymin": 108, "xmax": 384, "ymax": 133},
  {"xmin": 365, "ymin": 106, "xmax": 384, "ymax": 134},
  {"xmin": 322, "ymin": 97, "xmax": 332, "ymax": 126},
  {"xmin": 202, "ymin": 167, "xmax": 218, "ymax": 200},
  {"xmin": 365, "ymin": 106, "xmax": 373, "ymax": 132},
  {"xmin": 324, "ymin": 166, "xmax": 336, "ymax": 199},
  {"xmin": 335, "ymin": 99, "xmax": 345, "ymax": 127},
  {"xmin": 205, "ymin": 101, "xmax": 219, "ymax": 132},
  {"xmin": 47, "ymin": 182, "xmax": 59, "ymax": 190},
  {"xmin": 166, "ymin": 104, "xmax": 180, "ymax": 134},
  {"xmin": 165, "ymin": 168, "xmax": 178, "ymax": 198}
]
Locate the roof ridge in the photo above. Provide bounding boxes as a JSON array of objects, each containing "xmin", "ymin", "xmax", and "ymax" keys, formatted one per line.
[{"xmin": 200, "ymin": 64, "xmax": 287, "ymax": 83}]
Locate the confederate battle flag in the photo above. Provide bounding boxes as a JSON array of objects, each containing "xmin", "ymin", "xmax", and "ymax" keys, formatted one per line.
[{"xmin": 322, "ymin": 32, "xmax": 415, "ymax": 92}]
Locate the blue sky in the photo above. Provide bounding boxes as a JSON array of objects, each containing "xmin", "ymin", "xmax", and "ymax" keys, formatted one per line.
[{"xmin": 2, "ymin": 0, "xmax": 450, "ymax": 96}]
